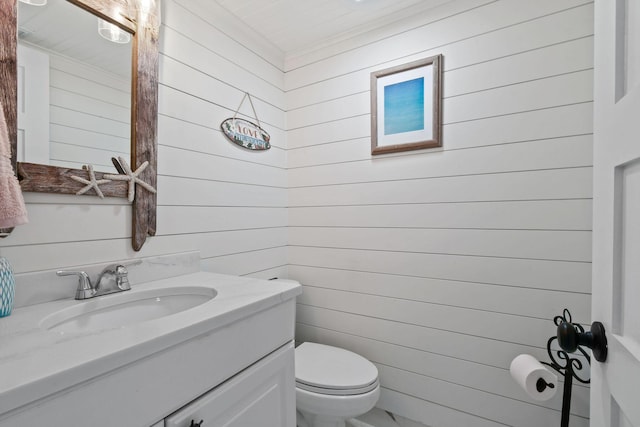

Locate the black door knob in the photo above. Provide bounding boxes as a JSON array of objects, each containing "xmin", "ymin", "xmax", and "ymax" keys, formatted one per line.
[{"xmin": 557, "ymin": 317, "xmax": 608, "ymax": 362}]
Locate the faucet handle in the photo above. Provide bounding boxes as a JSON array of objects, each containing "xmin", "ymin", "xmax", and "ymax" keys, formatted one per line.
[
  {"xmin": 56, "ymin": 270, "xmax": 95, "ymax": 300},
  {"xmin": 114, "ymin": 260, "xmax": 141, "ymax": 290},
  {"xmin": 113, "ymin": 264, "xmax": 131, "ymax": 291}
]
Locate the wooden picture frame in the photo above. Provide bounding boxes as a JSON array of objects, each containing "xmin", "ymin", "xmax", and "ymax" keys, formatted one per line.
[{"xmin": 371, "ymin": 55, "xmax": 443, "ymax": 155}]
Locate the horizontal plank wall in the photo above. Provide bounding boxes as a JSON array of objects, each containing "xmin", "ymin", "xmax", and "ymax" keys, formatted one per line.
[
  {"xmin": 0, "ymin": 0, "xmax": 288, "ymax": 281},
  {"xmin": 286, "ymin": 1, "xmax": 594, "ymax": 427}
]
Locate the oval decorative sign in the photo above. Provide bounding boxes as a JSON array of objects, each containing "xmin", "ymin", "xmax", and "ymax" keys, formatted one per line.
[{"xmin": 220, "ymin": 118, "xmax": 271, "ymax": 150}]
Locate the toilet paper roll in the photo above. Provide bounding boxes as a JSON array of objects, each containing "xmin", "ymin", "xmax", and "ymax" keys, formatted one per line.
[{"xmin": 510, "ymin": 354, "xmax": 558, "ymax": 401}]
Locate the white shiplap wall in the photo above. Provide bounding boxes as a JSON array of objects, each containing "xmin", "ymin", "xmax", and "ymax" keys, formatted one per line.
[
  {"xmin": 0, "ymin": 0, "xmax": 287, "ymax": 281},
  {"xmin": 286, "ymin": 1, "xmax": 593, "ymax": 427}
]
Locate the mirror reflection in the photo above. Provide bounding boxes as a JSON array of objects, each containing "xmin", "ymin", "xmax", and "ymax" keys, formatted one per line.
[{"xmin": 17, "ymin": 0, "xmax": 132, "ymax": 173}]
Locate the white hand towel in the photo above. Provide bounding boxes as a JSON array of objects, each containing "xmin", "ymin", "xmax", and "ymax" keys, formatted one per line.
[{"xmin": 0, "ymin": 101, "xmax": 28, "ymax": 229}]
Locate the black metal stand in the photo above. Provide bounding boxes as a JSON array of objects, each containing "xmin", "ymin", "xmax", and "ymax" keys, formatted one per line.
[{"xmin": 540, "ymin": 309, "xmax": 594, "ymax": 427}]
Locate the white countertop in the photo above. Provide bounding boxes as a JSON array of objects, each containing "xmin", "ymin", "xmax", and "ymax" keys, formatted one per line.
[{"xmin": 0, "ymin": 272, "xmax": 301, "ymax": 416}]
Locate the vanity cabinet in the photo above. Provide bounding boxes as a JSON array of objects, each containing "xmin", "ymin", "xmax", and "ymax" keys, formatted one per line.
[
  {"xmin": 0, "ymin": 279, "xmax": 299, "ymax": 427},
  {"xmin": 164, "ymin": 342, "xmax": 295, "ymax": 427}
]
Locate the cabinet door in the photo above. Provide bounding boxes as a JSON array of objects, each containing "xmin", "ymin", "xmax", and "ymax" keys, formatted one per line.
[{"xmin": 165, "ymin": 342, "xmax": 295, "ymax": 427}]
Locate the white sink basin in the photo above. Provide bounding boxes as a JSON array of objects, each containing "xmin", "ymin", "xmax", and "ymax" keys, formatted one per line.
[{"xmin": 40, "ymin": 286, "xmax": 216, "ymax": 334}]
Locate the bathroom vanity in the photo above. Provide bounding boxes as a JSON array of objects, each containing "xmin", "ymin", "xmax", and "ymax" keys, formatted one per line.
[{"xmin": 0, "ymin": 266, "xmax": 300, "ymax": 426}]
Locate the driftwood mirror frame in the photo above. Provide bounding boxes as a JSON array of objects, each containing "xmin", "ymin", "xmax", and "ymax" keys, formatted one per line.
[{"xmin": 0, "ymin": 0, "xmax": 159, "ymax": 250}]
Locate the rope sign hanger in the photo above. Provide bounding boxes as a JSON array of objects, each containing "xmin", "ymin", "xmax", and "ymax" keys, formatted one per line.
[
  {"xmin": 233, "ymin": 92, "xmax": 261, "ymax": 126},
  {"xmin": 220, "ymin": 93, "xmax": 271, "ymax": 151}
]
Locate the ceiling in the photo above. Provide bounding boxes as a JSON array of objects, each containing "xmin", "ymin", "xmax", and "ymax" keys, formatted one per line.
[{"xmin": 213, "ymin": 0, "xmax": 453, "ymax": 54}]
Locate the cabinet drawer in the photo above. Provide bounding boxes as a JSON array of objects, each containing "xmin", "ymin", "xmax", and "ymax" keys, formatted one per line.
[{"xmin": 165, "ymin": 342, "xmax": 295, "ymax": 427}]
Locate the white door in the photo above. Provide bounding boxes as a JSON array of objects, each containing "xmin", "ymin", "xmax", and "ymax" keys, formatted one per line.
[
  {"xmin": 592, "ymin": 1, "xmax": 640, "ymax": 426},
  {"xmin": 16, "ymin": 43, "xmax": 49, "ymax": 164}
]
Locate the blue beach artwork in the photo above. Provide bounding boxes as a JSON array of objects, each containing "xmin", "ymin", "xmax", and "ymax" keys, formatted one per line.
[{"xmin": 383, "ymin": 77, "xmax": 425, "ymax": 135}]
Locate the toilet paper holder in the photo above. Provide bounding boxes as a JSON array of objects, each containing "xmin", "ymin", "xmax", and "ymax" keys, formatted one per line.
[{"xmin": 540, "ymin": 308, "xmax": 607, "ymax": 427}]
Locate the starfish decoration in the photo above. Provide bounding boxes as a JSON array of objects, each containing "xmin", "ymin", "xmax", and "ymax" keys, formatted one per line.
[
  {"xmin": 70, "ymin": 164, "xmax": 111, "ymax": 199},
  {"xmin": 104, "ymin": 156, "xmax": 156, "ymax": 203}
]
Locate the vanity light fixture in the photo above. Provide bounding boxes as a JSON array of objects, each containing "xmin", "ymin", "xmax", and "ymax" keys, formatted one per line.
[
  {"xmin": 97, "ymin": 18, "xmax": 131, "ymax": 44},
  {"xmin": 18, "ymin": 0, "xmax": 47, "ymax": 6}
]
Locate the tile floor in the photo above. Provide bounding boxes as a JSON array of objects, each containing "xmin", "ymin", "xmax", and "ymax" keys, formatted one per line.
[
  {"xmin": 348, "ymin": 408, "xmax": 430, "ymax": 427},
  {"xmin": 298, "ymin": 407, "xmax": 430, "ymax": 427}
]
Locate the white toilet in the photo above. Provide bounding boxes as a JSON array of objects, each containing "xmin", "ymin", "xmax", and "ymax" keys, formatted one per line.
[{"xmin": 295, "ymin": 342, "xmax": 380, "ymax": 427}]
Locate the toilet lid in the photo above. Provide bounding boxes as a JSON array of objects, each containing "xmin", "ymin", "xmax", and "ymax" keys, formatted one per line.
[{"xmin": 295, "ymin": 342, "xmax": 379, "ymax": 395}]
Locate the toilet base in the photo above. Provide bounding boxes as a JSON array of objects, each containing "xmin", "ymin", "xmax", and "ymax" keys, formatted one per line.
[
  {"xmin": 297, "ymin": 409, "xmax": 347, "ymax": 427},
  {"xmin": 296, "ymin": 386, "xmax": 379, "ymax": 427}
]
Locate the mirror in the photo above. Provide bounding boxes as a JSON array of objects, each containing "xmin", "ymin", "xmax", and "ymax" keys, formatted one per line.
[
  {"xmin": 18, "ymin": 0, "xmax": 132, "ymax": 172},
  {"xmin": 0, "ymin": 0, "xmax": 160, "ymax": 251}
]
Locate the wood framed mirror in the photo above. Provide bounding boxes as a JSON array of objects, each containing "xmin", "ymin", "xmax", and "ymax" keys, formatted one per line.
[{"xmin": 0, "ymin": 0, "xmax": 159, "ymax": 251}]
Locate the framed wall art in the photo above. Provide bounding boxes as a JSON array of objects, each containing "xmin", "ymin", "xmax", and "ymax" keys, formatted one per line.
[{"xmin": 370, "ymin": 55, "xmax": 443, "ymax": 155}]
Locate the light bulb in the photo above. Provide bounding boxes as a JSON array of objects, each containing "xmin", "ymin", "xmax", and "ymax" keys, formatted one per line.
[{"xmin": 97, "ymin": 18, "xmax": 131, "ymax": 44}]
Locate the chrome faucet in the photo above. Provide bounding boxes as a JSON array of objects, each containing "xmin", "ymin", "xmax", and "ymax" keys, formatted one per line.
[{"xmin": 57, "ymin": 261, "xmax": 140, "ymax": 300}]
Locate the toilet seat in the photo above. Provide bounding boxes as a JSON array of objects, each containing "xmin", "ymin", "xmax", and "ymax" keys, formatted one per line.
[
  {"xmin": 296, "ymin": 379, "xmax": 379, "ymax": 396},
  {"xmin": 295, "ymin": 342, "xmax": 379, "ymax": 396}
]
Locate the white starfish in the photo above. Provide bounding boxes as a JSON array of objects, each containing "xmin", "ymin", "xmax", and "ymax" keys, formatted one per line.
[
  {"xmin": 70, "ymin": 164, "xmax": 111, "ymax": 199},
  {"xmin": 104, "ymin": 156, "xmax": 156, "ymax": 202}
]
